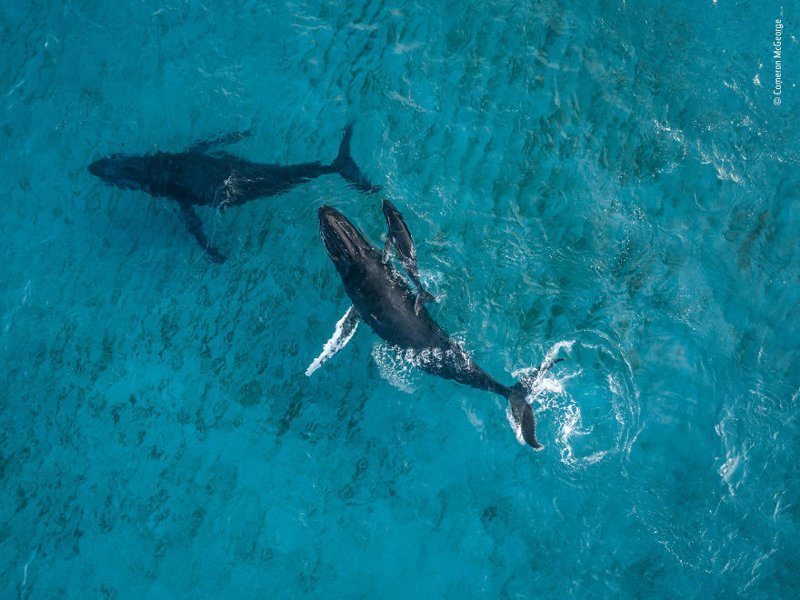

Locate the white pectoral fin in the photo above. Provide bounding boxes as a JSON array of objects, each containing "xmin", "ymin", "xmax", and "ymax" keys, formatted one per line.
[{"xmin": 305, "ymin": 306, "xmax": 360, "ymax": 377}]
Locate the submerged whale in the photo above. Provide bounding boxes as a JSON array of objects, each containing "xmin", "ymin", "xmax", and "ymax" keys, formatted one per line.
[
  {"xmin": 88, "ymin": 125, "xmax": 377, "ymax": 263},
  {"xmin": 381, "ymin": 197, "xmax": 435, "ymax": 314},
  {"xmin": 308, "ymin": 205, "xmax": 562, "ymax": 450}
]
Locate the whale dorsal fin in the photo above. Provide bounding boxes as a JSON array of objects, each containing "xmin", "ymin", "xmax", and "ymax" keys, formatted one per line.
[{"xmin": 305, "ymin": 305, "xmax": 360, "ymax": 376}]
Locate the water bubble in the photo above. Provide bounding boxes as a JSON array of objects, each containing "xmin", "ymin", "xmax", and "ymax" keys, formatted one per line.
[{"xmin": 371, "ymin": 342, "xmax": 421, "ymax": 393}]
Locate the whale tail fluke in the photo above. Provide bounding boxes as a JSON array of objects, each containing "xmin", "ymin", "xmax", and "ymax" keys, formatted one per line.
[
  {"xmin": 332, "ymin": 124, "xmax": 380, "ymax": 193},
  {"xmin": 413, "ymin": 290, "xmax": 436, "ymax": 314},
  {"xmin": 506, "ymin": 357, "xmax": 565, "ymax": 450},
  {"xmin": 507, "ymin": 385, "xmax": 543, "ymax": 450}
]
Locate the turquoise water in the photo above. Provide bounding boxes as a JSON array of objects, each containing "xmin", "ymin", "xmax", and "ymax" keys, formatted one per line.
[{"xmin": 2, "ymin": 0, "xmax": 799, "ymax": 597}]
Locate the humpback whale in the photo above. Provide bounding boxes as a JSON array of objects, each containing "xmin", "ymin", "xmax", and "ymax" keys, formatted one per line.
[
  {"xmin": 381, "ymin": 197, "xmax": 435, "ymax": 314},
  {"xmin": 88, "ymin": 125, "xmax": 377, "ymax": 263},
  {"xmin": 308, "ymin": 205, "xmax": 562, "ymax": 450}
]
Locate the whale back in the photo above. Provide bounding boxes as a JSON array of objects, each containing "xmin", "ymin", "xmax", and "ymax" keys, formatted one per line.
[{"xmin": 344, "ymin": 252, "xmax": 449, "ymax": 351}]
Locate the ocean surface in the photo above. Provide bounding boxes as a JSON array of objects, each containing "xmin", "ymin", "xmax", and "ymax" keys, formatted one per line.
[{"xmin": 1, "ymin": 0, "xmax": 798, "ymax": 597}]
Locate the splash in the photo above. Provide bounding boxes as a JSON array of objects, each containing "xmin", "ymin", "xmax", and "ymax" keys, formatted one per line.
[
  {"xmin": 520, "ymin": 333, "xmax": 641, "ymax": 469},
  {"xmin": 714, "ymin": 403, "xmax": 752, "ymax": 498},
  {"xmin": 462, "ymin": 399, "xmax": 486, "ymax": 438}
]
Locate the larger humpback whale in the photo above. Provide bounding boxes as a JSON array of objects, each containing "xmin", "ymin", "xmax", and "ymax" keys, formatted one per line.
[
  {"xmin": 308, "ymin": 205, "xmax": 562, "ymax": 450},
  {"xmin": 88, "ymin": 125, "xmax": 376, "ymax": 263}
]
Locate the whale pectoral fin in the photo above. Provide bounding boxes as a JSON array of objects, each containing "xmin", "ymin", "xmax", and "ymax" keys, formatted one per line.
[
  {"xmin": 526, "ymin": 357, "xmax": 566, "ymax": 385},
  {"xmin": 382, "ymin": 237, "xmax": 392, "ymax": 264},
  {"xmin": 180, "ymin": 204, "xmax": 227, "ymax": 264},
  {"xmin": 413, "ymin": 290, "xmax": 436, "ymax": 315},
  {"xmin": 305, "ymin": 306, "xmax": 360, "ymax": 376},
  {"xmin": 188, "ymin": 128, "xmax": 253, "ymax": 153}
]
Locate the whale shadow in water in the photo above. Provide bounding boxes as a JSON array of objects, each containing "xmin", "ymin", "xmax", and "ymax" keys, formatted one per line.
[{"xmin": 88, "ymin": 125, "xmax": 378, "ymax": 263}]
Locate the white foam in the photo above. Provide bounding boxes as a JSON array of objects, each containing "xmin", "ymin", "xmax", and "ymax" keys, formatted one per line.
[
  {"xmin": 462, "ymin": 400, "xmax": 486, "ymax": 437},
  {"xmin": 512, "ymin": 339, "xmax": 575, "ymax": 382},
  {"xmin": 21, "ymin": 550, "xmax": 36, "ymax": 589},
  {"xmin": 714, "ymin": 410, "xmax": 750, "ymax": 497},
  {"xmin": 371, "ymin": 343, "xmax": 418, "ymax": 393}
]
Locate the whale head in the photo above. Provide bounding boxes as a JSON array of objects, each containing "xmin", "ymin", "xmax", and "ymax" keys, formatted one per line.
[
  {"xmin": 88, "ymin": 154, "xmax": 149, "ymax": 191},
  {"xmin": 318, "ymin": 205, "xmax": 374, "ymax": 273},
  {"xmin": 381, "ymin": 197, "xmax": 400, "ymax": 223}
]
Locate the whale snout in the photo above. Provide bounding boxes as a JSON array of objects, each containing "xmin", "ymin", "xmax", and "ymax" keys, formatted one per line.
[
  {"xmin": 88, "ymin": 156, "xmax": 122, "ymax": 184},
  {"xmin": 318, "ymin": 204, "xmax": 351, "ymax": 239},
  {"xmin": 88, "ymin": 158, "xmax": 107, "ymax": 178},
  {"xmin": 381, "ymin": 197, "xmax": 397, "ymax": 219},
  {"xmin": 318, "ymin": 205, "xmax": 371, "ymax": 268},
  {"xmin": 318, "ymin": 205, "xmax": 340, "ymax": 241},
  {"xmin": 318, "ymin": 204, "xmax": 339, "ymax": 222},
  {"xmin": 318, "ymin": 205, "xmax": 348, "ymax": 250},
  {"xmin": 88, "ymin": 155, "xmax": 143, "ymax": 191}
]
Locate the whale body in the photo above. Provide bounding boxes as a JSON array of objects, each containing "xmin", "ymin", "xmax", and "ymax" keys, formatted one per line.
[{"xmin": 309, "ymin": 205, "xmax": 561, "ymax": 450}]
